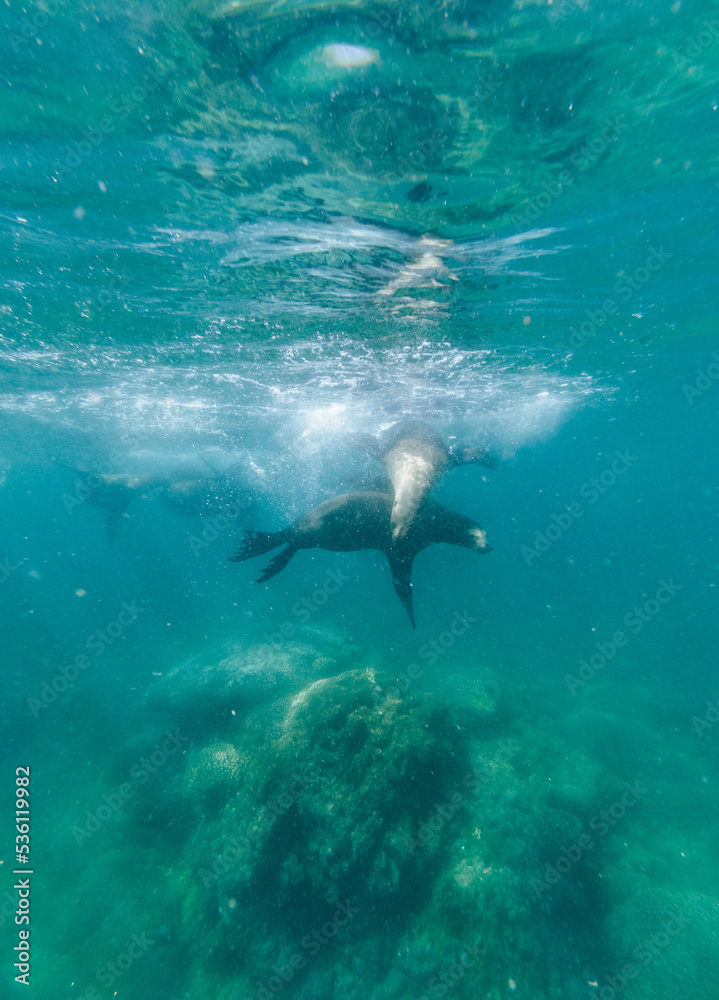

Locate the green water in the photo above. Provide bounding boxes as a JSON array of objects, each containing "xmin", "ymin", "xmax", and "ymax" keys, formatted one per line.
[{"xmin": 2, "ymin": 0, "xmax": 719, "ymax": 998}]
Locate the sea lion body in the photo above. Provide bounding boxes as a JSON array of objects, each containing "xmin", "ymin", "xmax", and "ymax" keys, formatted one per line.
[
  {"xmin": 381, "ymin": 427, "xmax": 449, "ymax": 542},
  {"xmin": 86, "ymin": 472, "xmax": 170, "ymax": 541},
  {"xmin": 354, "ymin": 419, "xmax": 496, "ymax": 543},
  {"xmin": 84, "ymin": 469, "xmax": 255, "ymax": 540},
  {"xmin": 229, "ymin": 491, "xmax": 490, "ymax": 626},
  {"xmin": 291, "ymin": 492, "xmax": 393, "ymax": 550}
]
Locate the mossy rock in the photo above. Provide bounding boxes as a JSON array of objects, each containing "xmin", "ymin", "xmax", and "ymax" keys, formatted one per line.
[
  {"xmin": 186, "ymin": 667, "xmax": 472, "ymax": 971},
  {"xmin": 145, "ymin": 630, "xmax": 355, "ymax": 727},
  {"xmin": 184, "ymin": 742, "xmax": 243, "ymax": 804},
  {"xmin": 601, "ymin": 870, "xmax": 719, "ymax": 1000}
]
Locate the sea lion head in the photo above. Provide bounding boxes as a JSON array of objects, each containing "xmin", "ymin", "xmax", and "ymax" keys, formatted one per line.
[{"xmin": 466, "ymin": 526, "xmax": 492, "ymax": 553}]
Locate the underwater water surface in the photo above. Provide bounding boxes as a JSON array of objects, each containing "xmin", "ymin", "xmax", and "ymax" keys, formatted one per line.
[{"xmin": 2, "ymin": 0, "xmax": 719, "ymax": 998}]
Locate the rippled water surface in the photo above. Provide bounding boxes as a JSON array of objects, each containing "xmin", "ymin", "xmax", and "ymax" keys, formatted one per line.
[{"xmin": 2, "ymin": 1, "xmax": 719, "ymax": 999}]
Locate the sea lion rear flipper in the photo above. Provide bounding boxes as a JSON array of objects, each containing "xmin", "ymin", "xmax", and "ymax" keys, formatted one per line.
[
  {"xmin": 388, "ymin": 553, "xmax": 416, "ymax": 628},
  {"xmin": 256, "ymin": 545, "xmax": 296, "ymax": 583},
  {"xmin": 228, "ymin": 529, "xmax": 288, "ymax": 563}
]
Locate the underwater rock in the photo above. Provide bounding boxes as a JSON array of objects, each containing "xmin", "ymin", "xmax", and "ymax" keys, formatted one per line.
[
  {"xmin": 183, "ymin": 667, "xmax": 471, "ymax": 971},
  {"xmin": 432, "ymin": 670, "xmax": 506, "ymax": 737},
  {"xmin": 370, "ymin": 722, "xmax": 607, "ymax": 1000},
  {"xmin": 144, "ymin": 629, "xmax": 354, "ymax": 722},
  {"xmin": 184, "ymin": 742, "xmax": 244, "ymax": 803},
  {"xmin": 601, "ymin": 873, "xmax": 719, "ymax": 1000}
]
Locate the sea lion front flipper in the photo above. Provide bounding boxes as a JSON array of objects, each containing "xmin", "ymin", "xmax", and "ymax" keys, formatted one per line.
[
  {"xmin": 388, "ymin": 552, "xmax": 416, "ymax": 628},
  {"xmin": 256, "ymin": 545, "xmax": 296, "ymax": 583}
]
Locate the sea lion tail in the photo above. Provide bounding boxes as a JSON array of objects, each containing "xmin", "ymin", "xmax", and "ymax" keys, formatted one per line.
[{"xmin": 228, "ymin": 529, "xmax": 289, "ymax": 563}]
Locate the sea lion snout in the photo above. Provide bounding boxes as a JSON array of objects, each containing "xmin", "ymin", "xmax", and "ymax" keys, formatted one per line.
[{"xmin": 469, "ymin": 527, "xmax": 491, "ymax": 552}]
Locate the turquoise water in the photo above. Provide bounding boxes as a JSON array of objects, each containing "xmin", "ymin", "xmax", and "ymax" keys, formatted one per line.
[{"xmin": 2, "ymin": 1, "xmax": 719, "ymax": 998}]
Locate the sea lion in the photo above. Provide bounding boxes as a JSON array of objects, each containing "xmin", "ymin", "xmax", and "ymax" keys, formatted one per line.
[
  {"xmin": 352, "ymin": 419, "xmax": 497, "ymax": 543},
  {"xmin": 85, "ymin": 473, "xmax": 170, "ymax": 542},
  {"xmin": 228, "ymin": 491, "xmax": 491, "ymax": 627},
  {"xmin": 77, "ymin": 463, "xmax": 256, "ymax": 541}
]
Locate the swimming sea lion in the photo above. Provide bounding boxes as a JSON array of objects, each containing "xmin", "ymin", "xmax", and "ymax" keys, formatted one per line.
[
  {"xmin": 78, "ymin": 462, "xmax": 256, "ymax": 540},
  {"xmin": 352, "ymin": 419, "xmax": 497, "ymax": 543},
  {"xmin": 85, "ymin": 472, "xmax": 170, "ymax": 542},
  {"xmin": 228, "ymin": 491, "xmax": 491, "ymax": 627}
]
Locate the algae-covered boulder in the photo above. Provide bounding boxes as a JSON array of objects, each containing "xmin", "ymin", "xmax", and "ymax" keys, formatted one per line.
[
  {"xmin": 184, "ymin": 742, "xmax": 244, "ymax": 804},
  {"xmin": 185, "ymin": 667, "xmax": 471, "ymax": 967},
  {"xmin": 600, "ymin": 871, "xmax": 719, "ymax": 1000},
  {"xmin": 145, "ymin": 628, "xmax": 356, "ymax": 724}
]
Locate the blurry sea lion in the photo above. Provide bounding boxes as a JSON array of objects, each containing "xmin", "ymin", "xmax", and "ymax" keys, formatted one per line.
[
  {"xmin": 76, "ymin": 462, "xmax": 257, "ymax": 541},
  {"xmin": 352, "ymin": 419, "xmax": 497, "ymax": 543},
  {"xmin": 85, "ymin": 472, "xmax": 170, "ymax": 542},
  {"xmin": 228, "ymin": 490, "xmax": 491, "ymax": 627}
]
